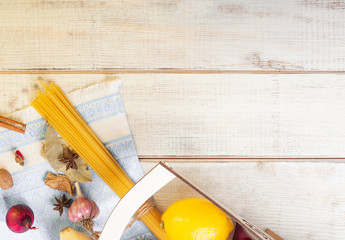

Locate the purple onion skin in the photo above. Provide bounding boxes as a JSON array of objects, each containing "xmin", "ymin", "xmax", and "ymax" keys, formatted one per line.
[
  {"xmin": 67, "ymin": 196, "xmax": 100, "ymax": 222},
  {"xmin": 233, "ymin": 224, "xmax": 252, "ymax": 240},
  {"xmin": 6, "ymin": 204, "xmax": 36, "ymax": 233},
  {"xmin": 67, "ymin": 182, "xmax": 100, "ymax": 223}
]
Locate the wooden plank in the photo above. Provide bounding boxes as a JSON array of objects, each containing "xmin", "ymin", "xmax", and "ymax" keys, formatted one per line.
[
  {"xmin": 0, "ymin": 0, "xmax": 344, "ymax": 71},
  {"xmin": 142, "ymin": 161, "xmax": 345, "ymax": 240},
  {"xmin": 123, "ymin": 73, "xmax": 345, "ymax": 159},
  {"xmin": 1, "ymin": 73, "xmax": 345, "ymax": 159},
  {"xmin": 140, "ymin": 158, "xmax": 345, "ymax": 162}
]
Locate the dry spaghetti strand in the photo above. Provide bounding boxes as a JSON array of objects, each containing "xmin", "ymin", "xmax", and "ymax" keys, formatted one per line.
[{"xmin": 31, "ymin": 83, "xmax": 168, "ymax": 240}]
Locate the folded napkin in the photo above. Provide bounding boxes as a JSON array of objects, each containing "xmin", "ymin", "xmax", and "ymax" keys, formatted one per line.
[{"xmin": 0, "ymin": 81, "xmax": 157, "ymax": 240}]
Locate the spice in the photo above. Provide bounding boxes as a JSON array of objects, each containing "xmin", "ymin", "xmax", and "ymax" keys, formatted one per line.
[
  {"xmin": 0, "ymin": 116, "xmax": 26, "ymax": 134},
  {"xmin": 14, "ymin": 150, "xmax": 25, "ymax": 166},
  {"xmin": 0, "ymin": 169, "xmax": 13, "ymax": 190},
  {"xmin": 41, "ymin": 124, "xmax": 91, "ymax": 183},
  {"xmin": 44, "ymin": 172, "xmax": 75, "ymax": 196},
  {"xmin": 53, "ymin": 194, "xmax": 72, "ymax": 216},
  {"xmin": 60, "ymin": 227, "xmax": 93, "ymax": 240},
  {"xmin": 68, "ymin": 182, "xmax": 100, "ymax": 239},
  {"xmin": 68, "ymin": 182, "xmax": 99, "ymax": 222},
  {"xmin": 60, "ymin": 148, "xmax": 78, "ymax": 171}
]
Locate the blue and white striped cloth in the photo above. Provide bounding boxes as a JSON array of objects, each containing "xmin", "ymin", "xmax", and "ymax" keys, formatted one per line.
[{"xmin": 0, "ymin": 81, "xmax": 156, "ymax": 240}]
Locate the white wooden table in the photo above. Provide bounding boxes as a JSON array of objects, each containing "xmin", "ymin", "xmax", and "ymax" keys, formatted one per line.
[{"xmin": 1, "ymin": 1, "xmax": 344, "ymax": 239}]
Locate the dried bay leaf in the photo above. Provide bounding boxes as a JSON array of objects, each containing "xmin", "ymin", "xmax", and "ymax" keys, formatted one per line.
[
  {"xmin": 41, "ymin": 124, "xmax": 92, "ymax": 183},
  {"xmin": 41, "ymin": 124, "xmax": 64, "ymax": 173},
  {"xmin": 63, "ymin": 148, "xmax": 92, "ymax": 183}
]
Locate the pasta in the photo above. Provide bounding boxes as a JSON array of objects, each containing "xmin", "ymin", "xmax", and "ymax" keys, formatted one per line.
[{"xmin": 32, "ymin": 83, "xmax": 167, "ymax": 240}]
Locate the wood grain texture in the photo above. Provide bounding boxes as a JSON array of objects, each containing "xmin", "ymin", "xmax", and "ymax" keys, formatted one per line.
[
  {"xmin": 2, "ymin": 75, "xmax": 344, "ymax": 239},
  {"xmin": 1, "ymin": 73, "xmax": 345, "ymax": 159},
  {"xmin": 1, "ymin": 1, "xmax": 343, "ymax": 239},
  {"xmin": 0, "ymin": 0, "xmax": 344, "ymax": 71},
  {"xmin": 142, "ymin": 161, "xmax": 345, "ymax": 240}
]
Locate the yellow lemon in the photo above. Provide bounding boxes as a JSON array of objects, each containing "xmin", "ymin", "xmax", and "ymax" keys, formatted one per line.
[{"xmin": 161, "ymin": 198, "xmax": 233, "ymax": 240}]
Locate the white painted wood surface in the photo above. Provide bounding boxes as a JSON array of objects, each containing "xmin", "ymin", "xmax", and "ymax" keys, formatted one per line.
[
  {"xmin": 0, "ymin": 1, "xmax": 344, "ymax": 239},
  {"xmin": 1, "ymin": 75, "xmax": 344, "ymax": 239},
  {"xmin": 142, "ymin": 161, "xmax": 345, "ymax": 240},
  {"xmin": 2, "ymin": 74, "xmax": 345, "ymax": 159},
  {"xmin": 0, "ymin": 0, "xmax": 344, "ymax": 70}
]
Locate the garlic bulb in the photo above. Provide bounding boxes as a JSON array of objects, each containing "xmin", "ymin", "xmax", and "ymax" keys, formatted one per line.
[{"xmin": 67, "ymin": 182, "xmax": 99, "ymax": 223}]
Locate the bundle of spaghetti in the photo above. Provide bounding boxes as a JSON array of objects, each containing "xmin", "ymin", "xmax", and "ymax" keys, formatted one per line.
[{"xmin": 31, "ymin": 83, "xmax": 168, "ymax": 240}]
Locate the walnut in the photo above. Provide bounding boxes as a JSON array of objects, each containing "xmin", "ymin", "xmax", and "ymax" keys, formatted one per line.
[
  {"xmin": 45, "ymin": 172, "xmax": 75, "ymax": 196},
  {"xmin": 0, "ymin": 169, "xmax": 13, "ymax": 190}
]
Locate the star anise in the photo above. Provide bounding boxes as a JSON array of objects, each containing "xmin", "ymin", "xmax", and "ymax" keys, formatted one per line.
[
  {"xmin": 59, "ymin": 148, "xmax": 78, "ymax": 171},
  {"xmin": 53, "ymin": 194, "xmax": 72, "ymax": 216}
]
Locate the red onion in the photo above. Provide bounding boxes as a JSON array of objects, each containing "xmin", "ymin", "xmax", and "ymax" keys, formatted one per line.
[
  {"xmin": 233, "ymin": 224, "xmax": 252, "ymax": 240},
  {"xmin": 6, "ymin": 204, "xmax": 37, "ymax": 233}
]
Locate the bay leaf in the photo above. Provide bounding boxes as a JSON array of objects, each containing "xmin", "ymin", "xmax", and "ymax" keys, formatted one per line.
[
  {"xmin": 41, "ymin": 124, "xmax": 64, "ymax": 173},
  {"xmin": 64, "ymin": 156, "xmax": 92, "ymax": 183},
  {"xmin": 41, "ymin": 124, "xmax": 92, "ymax": 183}
]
